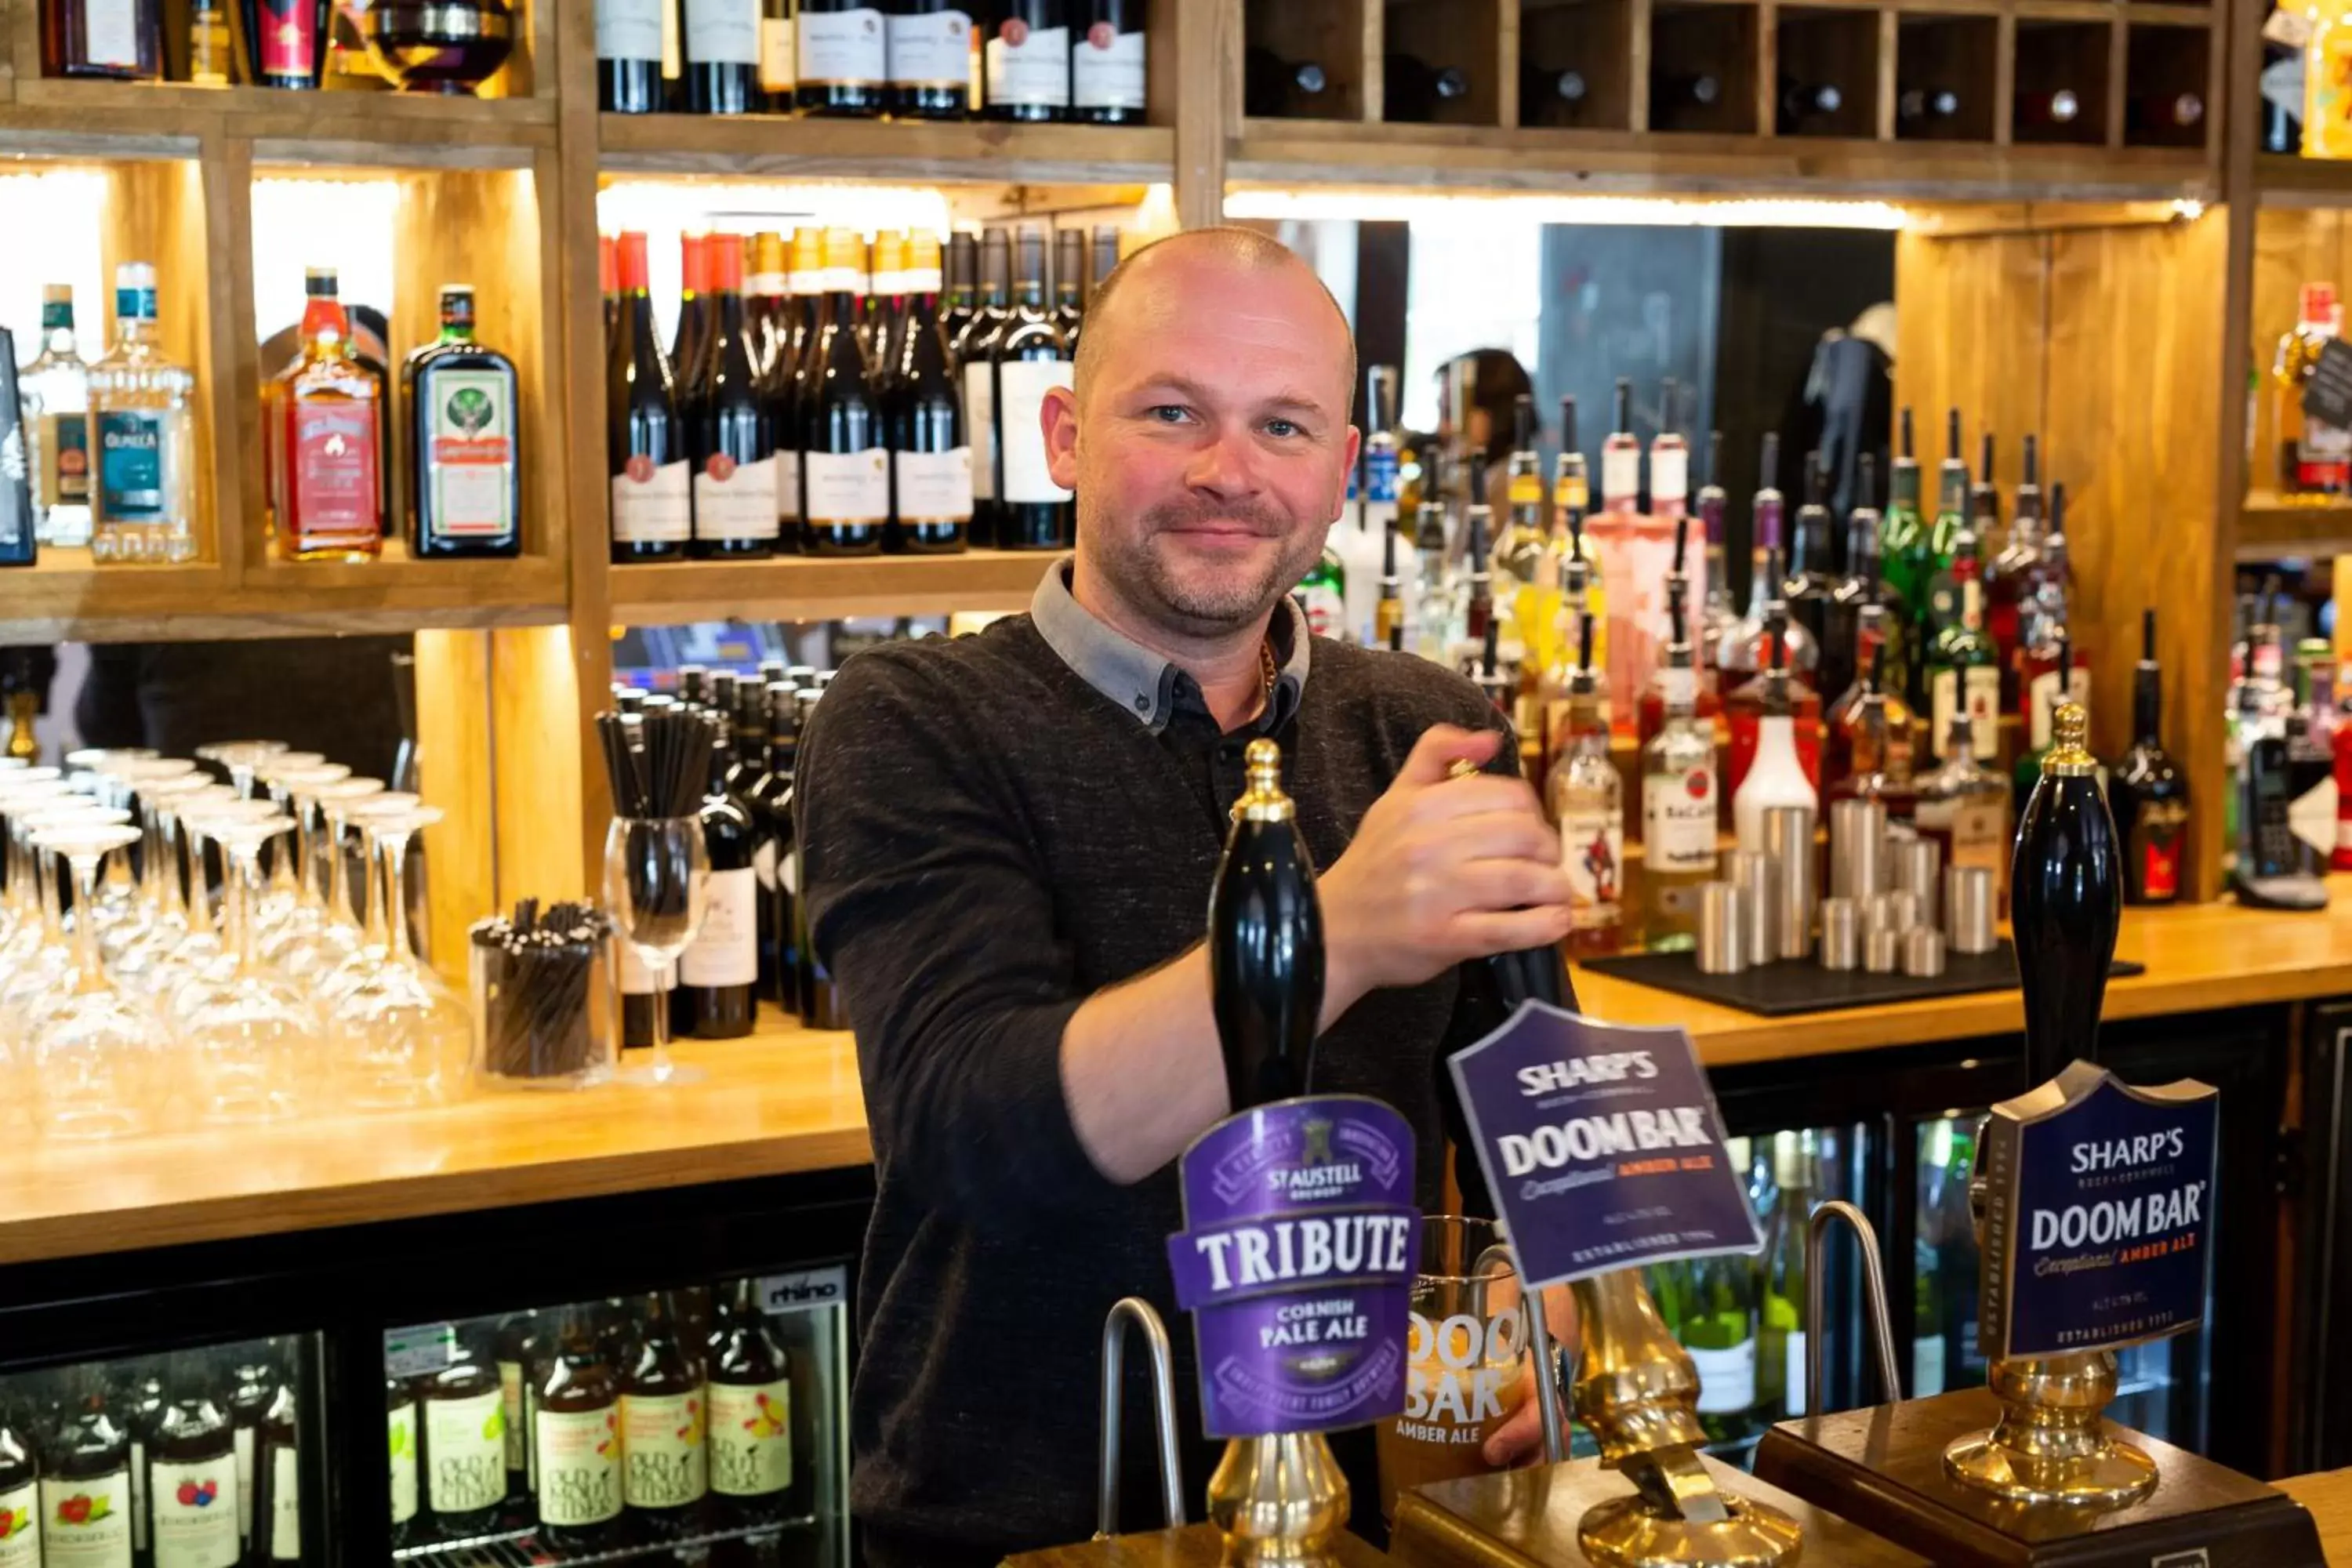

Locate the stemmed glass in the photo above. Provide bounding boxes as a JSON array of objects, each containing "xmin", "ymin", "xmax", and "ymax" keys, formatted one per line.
[
  {"xmin": 194, "ymin": 740, "xmax": 288, "ymax": 800},
  {"xmin": 309, "ymin": 779, "xmax": 390, "ymax": 993},
  {"xmin": 94, "ymin": 757, "xmax": 201, "ymax": 960},
  {"xmin": 152, "ymin": 797, "xmax": 280, "ymax": 1014},
  {"xmin": 0, "ymin": 803, "xmax": 129, "ymax": 1123},
  {"xmin": 107, "ymin": 772, "xmax": 215, "ymax": 993},
  {"xmin": 175, "ymin": 811, "xmax": 328, "ymax": 1123},
  {"xmin": 328, "ymin": 804, "xmax": 468, "ymax": 1111},
  {"xmin": 250, "ymin": 752, "xmax": 327, "ymax": 937},
  {"xmin": 0, "ymin": 771, "xmax": 68, "ymax": 950},
  {"xmin": 602, "ymin": 815, "xmax": 711, "ymax": 1087},
  {"xmin": 28, "ymin": 820, "xmax": 171, "ymax": 1139},
  {"xmin": 257, "ymin": 762, "xmax": 352, "ymax": 971}
]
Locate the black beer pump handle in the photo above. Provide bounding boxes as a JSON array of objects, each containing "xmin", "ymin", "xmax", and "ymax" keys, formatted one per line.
[
  {"xmin": 1208, "ymin": 739, "xmax": 1327, "ymax": 1112},
  {"xmin": 2009, "ymin": 700, "xmax": 2122, "ymax": 1087}
]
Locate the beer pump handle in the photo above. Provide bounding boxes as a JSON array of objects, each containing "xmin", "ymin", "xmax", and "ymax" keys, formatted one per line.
[
  {"xmin": 2009, "ymin": 702, "xmax": 2121, "ymax": 1086},
  {"xmin": 1095, "ymin": 1297, "xmax": 1185, "ymax": 1540},
  {"xmin": 1210, "ymin": 740, "xmax": 1326, "ymax": 1109},
  {"xmin": 1804, "ymin": 1200, "xmax": 1904, "ymax": 1418}
]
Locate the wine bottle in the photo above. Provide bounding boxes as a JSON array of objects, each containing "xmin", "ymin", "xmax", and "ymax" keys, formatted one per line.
[
  {"xmin": 42, "ymin": 1370, "xmax": 132, "ymax": 1568},
  {"xmin": 954, "ymin": 227, "xmax": 1012, "ymax": 546},
  {"xmin": 405, "ymin": 285, "xmax": 521, "ymax": 559},
  {"xmin": 0, "ymin": 1399, "xmax": 38, "ymax": 1568},
  {"xmin": 1520, "ymin": 61, "xmax": 1588, "ymax": 125},
  {"xmin": 235, "ymin": 0, "xmax": 325, "ymax": 87},
  {"xmin": 887, "ymin": 231, "xmax": 972, "ymax": 554},
  {"xmin": 151, "ymin": 1354, "xmax": 240, "ymax": 1568},
  {"xmin": 771, "ymin": 227, "xmax": 825, "ymax": 554},
  {"xmin": 1210, "ymin": 739, "xmax": 1323, "ymax": 1108},
  {"xmin": 387, "ymin": 1378, "xmax": 418, "ymax": 1548},
  {"xmin": 621, "ymin": 1293, "xmax": 709, "ymax": 1537},
  {"xmin": 45, "ymin": 0, "xmax": 163, "ymax": 78},
  {"xmin": 759, "ymin": 0, "xmax": 796, "ymax": 109},
  {"xmin": 122, "ymin": 1360, "xmax": 163, "ymax": 1566},
  {"xmin": 756, "ymin": 681, "xmax": 800, "ymax": 1009},
  {"xmin": 672, "ymin": 234, "xmax": 712, "ymax": 411},
  {"xmin": 1243, "ymin": 45, "xmax": 1327, "ymax": 117},
  {"xmin": 1052, "ymin": 227, "xmax": 1086, "ymax": 342},
  {"xmin": 679, "ymin": 707, "xmax": 760, "ymax": 1038},
  {"xmin": 418, "ymin": 1326, "xmax": 504, "ymax": 1537},
  {"xmin": 1759, "ymin": 1132, "xmax": 1813, "ymax": 1417},
  {"xmin": 982, "ymin": 0, "xmax": 1071, "ymax": 121},
  {"xmin": 492, "ymin": 1313, "xmax": 543, "ymax": 1505},
  {"xmin": 802, "ymin": 229, "xmax": 890, "ymax": 556},
  {"xmin": 706, "ymin": 1279, "xmax": 802, "ymax": 1527},
  {"xmin": 2011, "ymin": 694, "xmax": 2122, "ymax": 1083},
  {"xmin": 690, "ymin": 235, "xmax": 780, "ymax": 561},
  {"xmin": 1383, "ymin": 51, "xmax": 1469, "ymax": 122},
  {"xmin": 227, "ymin": 1351, "xmax": 278, "ymax": 1552},
  {"xmin": 2111, "ymin": 608, "xmax": 2190, "ymax": 904},
  {"xmin": 533, "ymin": 1305, "xmax": 623, "ymax": 1552},
  {"xmin": 247, "ymin": 1377, "xmax": 299, "ymax": 1566},
  {"xmin": 1782, "ymin": 452, "xmax": 1833, "ymax": 657},
  {"xmin": 797, "ymin": 0, "xmax": 887, "ymax": 114},
  {"xmin": 1682, "ymin": 1250, "xmax": 1761, "ymax": 1443},
  {"xmin": 683, "ymin": 0, "xmax": 761, "ymax": 112},
  {"xmin": 597, "ymin": 0, "xmax": 673, "ymax": 108},
  {"xmin": 885, "ymin": 0, "xmax": 973, "ymax": 118},
  {"xmin": 991, "ymin": 226, "xmax": 1073, "ymax": 550},
  {"xmin": 1776, "ymin": 75, "xmax": 1842, "ymax": 130},
  {"xmin": 1070, "ymin": 0, "xmax": 1145, "ymax": 123},
  {"xmin": 942, "ymin": 228, "xmax": 980, "ymax": 344}
]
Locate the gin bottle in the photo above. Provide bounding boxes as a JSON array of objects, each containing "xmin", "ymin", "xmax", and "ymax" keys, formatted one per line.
[
  {"xmin": 20, "ymin": 283, "xmax": 91, "ymax": 548},
  {"xmin": 87, "ymin": 263, "xmax": 197, "ymax": 564}
]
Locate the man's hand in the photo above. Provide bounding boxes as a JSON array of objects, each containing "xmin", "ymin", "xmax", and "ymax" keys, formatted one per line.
[
  {"xmin": 1484, "ymin": 1288, "xmax": 1581, "ymax": 1468},
  {"xmin": 1318, "ymin": 724, "xmax": 1570, "ymax": 1026}
]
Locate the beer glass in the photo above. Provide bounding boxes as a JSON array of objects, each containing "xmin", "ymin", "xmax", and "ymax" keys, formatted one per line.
[{"xmin": 1375, "ymin": 1216, "xmax": 1532, "ymax": 1522}]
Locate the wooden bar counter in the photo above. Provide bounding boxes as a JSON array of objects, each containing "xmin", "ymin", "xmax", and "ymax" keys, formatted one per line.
[{"xmin": 0, "ymin": 883, "xmax": 2345, "ymax": 1272}]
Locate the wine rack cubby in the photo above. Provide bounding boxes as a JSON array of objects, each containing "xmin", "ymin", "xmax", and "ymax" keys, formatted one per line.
[
  {"xmin": 1896, "ymin": 17, "xmax": 1998, "ymax": 143},
  {"xmin": 2013, "ymin": 20, "xmax": 2111, "ymax": 145},
  {"xmin": 1774, "ymin": 8, "xmax": 1881, "ymax": 140},
  {"xmin": 1650, "ymin": 2, "xmax": 1760, "ymax": 135},
  {"xmin": 2125, "ymin": 24, "xmax": 2212, "ymax": 149},
  {"xmin": 1519, "ymin": 0, "xmax": 1633, "ymax": 129},
  {"xmin": 1243, "ymin": 0, "xmax": 1371, "ymax": 121},
  {"xmin": 1385, "ymin": 0, "xmax": 1505, "ymax": 125}
]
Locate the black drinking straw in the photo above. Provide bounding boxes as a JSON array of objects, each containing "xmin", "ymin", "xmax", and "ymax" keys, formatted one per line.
[
  {"xmin": 594, "ymin": 704, "xmax": 713, "ymax": 820},
  {"xmin": 472, "ymin": 900, "xmax": 615, "ymax": 1081}
]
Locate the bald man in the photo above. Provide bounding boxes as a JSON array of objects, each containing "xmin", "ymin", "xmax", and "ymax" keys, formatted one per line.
[{"xmin": 796, "ymin": 228, "xmax": 1573, "ymax": 1566}]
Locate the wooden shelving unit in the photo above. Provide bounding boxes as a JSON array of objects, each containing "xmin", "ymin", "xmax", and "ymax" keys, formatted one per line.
[
  {"xmin": 608, "ymin": 551, "xmax": 1054, "ymax": 627},
  {"xmin": 2239, "ymin": 492, "xmax": 2352, "ymax": 557},
  {"xmin": 597, "ymin": 112, "xmax": 1175, "ymax": 184}
]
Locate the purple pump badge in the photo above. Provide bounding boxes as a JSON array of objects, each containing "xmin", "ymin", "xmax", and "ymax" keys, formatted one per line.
[
  {"xmin": 1978, "ymin": 1061, "xmax": 2219, "ymax": 1362},
  {"xmin": 1448, "ymin": 1002, "xmax": 1760, "ymax": 1289},
  {"xmin": 1166, "ymin": 1094, "xmax": 1421, "ymax": 1439}
]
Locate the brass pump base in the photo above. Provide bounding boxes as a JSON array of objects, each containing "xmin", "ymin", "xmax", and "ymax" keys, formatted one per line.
[
  {"xmin": 1207, "ymin": 1432, "xmax": 1352, "ymax": 1565},
  {"xmin": 1579, "ymin": 1490, "xmax": 1807, "ymax": 1568},
  {"xmin": 1942, "ymin": 1350, "xmax": 2159, "ymax": 1509}
]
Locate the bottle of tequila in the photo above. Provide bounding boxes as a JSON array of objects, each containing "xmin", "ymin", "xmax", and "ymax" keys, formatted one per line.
[
  {"xmin": 20, "ymin": 283, "xmax": 91, "ymax": 549},
  {"xmin": 87, "ymin": 262, "xmax": 197, "ymax": 565}
]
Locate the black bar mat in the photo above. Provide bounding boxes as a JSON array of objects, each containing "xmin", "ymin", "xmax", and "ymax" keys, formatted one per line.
[{"xmin": 1580, "ymin": 941, "xmax": 2145, "ymax": 1017}]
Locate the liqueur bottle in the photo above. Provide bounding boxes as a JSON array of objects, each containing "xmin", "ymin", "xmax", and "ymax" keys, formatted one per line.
[
  {"xmin": 266, "ymin": 267, "xmax": 384, "ymax": 563},
  {"xmin": 1640, "ymin": 597, "xmax": 1718, "ymax": 952},
  {"xmin": 403, "ymin": 284, "xmax": 521, "ymax": 559},
  {"xmin": 1732, "ymin": 619, "xmax": 1820, "ymax": 855},
  {"xmin": 2109, "ymin": 608, "xmax": 2190, "ymax": 905},
  {"xmin": 1547, "ymin": 612, "xmax": 1623, "ymax": 957},
  {"xmin": 1914, "ymin": 710, "xmax": 2013, "ymax": 906}
]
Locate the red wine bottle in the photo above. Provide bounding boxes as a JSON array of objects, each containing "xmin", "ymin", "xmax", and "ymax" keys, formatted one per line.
[
  {"xmin": 2110, "ymin": 608, "xmax": 2190, "ymax": 905},
  {"xmin": 607, "ymin": 232, "xmax": 690, "ymax": 563},
  {"xmin": 953, "ymin": 228, "xmax": 1012, "ymax": 547},
  {"xmin": 886, "ymin": 234, "xmax": 972, "ymax": 554},
  {"xmin": 597, "ymin": 0, "xmax": 665, "ymax": 111},
  {"xmin": 797, "ymin": 0, "xmax": 887, "ymax": 115},
  {"xmin": 982, "ymin": 0, "xmax": 1071, "ymax": 122},
  {"xmin": 684, "ymin": 0, "xmax": 761, "ymax": 113},
  {"xmin": 1071, "ymin": 0, "xmax": 1146, "ymax": 124},
  {"xmin": 802, "ymin": 230, "xmax": 888, "ymax": 556},
  {"xmin": 690, "ymin": 236, "xmax": 780, "ymax": 561},
  {"xmin": 886, "ymin": 0, "xmax": 974, "ymax": 119},
  {"xmin": 990, "ymin": 227, "xmax": 1073, "ymax": 551},
  {"xmin": 679, "ymin": 707, "xmax": 760, "ymax": 1039}
]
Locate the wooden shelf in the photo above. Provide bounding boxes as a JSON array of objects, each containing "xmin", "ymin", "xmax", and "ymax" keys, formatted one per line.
[
  {"xmin": 1230, "ymin": 120, "xmax": 2216, "ymax": 201},
  {"xmin": 608, "ymin": 549, "xmax": 1054, "ymax": 626},
  {"xmin": 0, "ymin": 81, "xmax": 554, "ymax": 167},
  {"xmin": 597, "ymin": 113, "xmax": 1176, "ymax": 184},
  {"xmin": 0, "ymin": 547, "xmax": 568, "ymax": 642},
  {"xmin": 2254, "ymin": 152, "xmax": 2352, "ymax": 209},
  {"xmin": 2239, "ymin": 491, "xmax": 2352, "ymax": 557}
]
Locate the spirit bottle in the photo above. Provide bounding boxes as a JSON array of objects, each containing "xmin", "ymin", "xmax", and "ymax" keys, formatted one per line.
[
  {"xmin": 1640, "ymin": 596, "xmax": 1718, "ymax": 950},
  {"xmin": 1825, "ymin": 639, "xmax": 1917, "ymax": 819},
  {"xmin": 20, "ymin": 283, "xmax": 92, "ymax": 549},
  {"xmin": 86, "ymin": 262, "xmax": 197, "ymax": 565},
  {"xmin": 2275, "ymin": 282, "xmax": 2352, "ymax": 497},
  {"xmin": 1914, "ymin": 710, "xmax": 2013, "ymax": 908},
  {"xmin": 1969, "ymin": 430, "xmax": 2001, "ymax": 543},
  {"xmin": 1984, "ymin": 432, "xmax": 2047, "ymax": 706},
  {"xmin": 1695, "ymin": 429, "xmax": 1738, "ymax": 687},
  {"xmin": 1732, "ymin": 618, "xmax": 1820, "ymax": 855},
  {"xmin": 1783, "ymin": 451, "xmax": 1835, "ymax": 659},
  {"xmin": 1547, "ymin": 611, "xmax": 1624, "ymax": 956},
  {"xmin": 1723, "ymin": 580, "xmax": 1824, "ymax": 810},
  {"xmin": 2016, "ymin": 484, "xmax": 2089, "ymax": 763},
  {"xmin": 1925, "ymin": 523, "xmax": 2001, "ymax": 766},
  {"xmin": 42, "ymin": 0, "xmax": 162, "ymax": 78},
  {"xmin": 1497, "ymin": 395, "xmax": 1555, "ymax": 672},
  {"xmin": 265, "ymin": 267, "xmax": 385, "ymax": 562},
  {"xmin": 1537, "ymin": 545, "xmax": 1592, "ymax": 783},
  {"xmin": 1824, "ymin": 604, "xmax": 1907, "ymax": 789},
  {"xmin": 1718, "ymin": 435, "xmax": 1819, "ymax": 678},
  {"xmin": 1295, "ymin": 535, "xmax": 1347, "ymax": 640},
  {"xmin": 2109, "ymin": 608, "xmax": 2190, "ymax": 904},
  {"xmin": 1591, "ymin": 377, "xmax": 1677, "ymax": 725},
  {"xmin": 1635, "ymin": 517, "xmax": 1723, "ymax": 755},
  {"xmin": 403, "ymin": 285, "xmax": 521, "ymax": 558},
  {"xmin": 1821, "ymin": 452, "xmax": 1893, "ymax": 709},
  {"xmin": 1878, "ymin": 406, "xmax": 1929, "ymax": 684},
  {"xmin": 1375, "ymin": 515, "xmax": 1405, "ymax": 652}
]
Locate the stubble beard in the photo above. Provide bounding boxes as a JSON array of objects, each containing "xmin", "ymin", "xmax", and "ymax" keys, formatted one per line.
[{"xmin": 1087, "ymin": 497, "xmax": 1330, "ymax": 639}]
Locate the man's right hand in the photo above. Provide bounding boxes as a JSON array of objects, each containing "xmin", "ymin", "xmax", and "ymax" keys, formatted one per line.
[{"xmin": 1317, "ymin": 724, "xmax": 1572, "ymax": 1026}]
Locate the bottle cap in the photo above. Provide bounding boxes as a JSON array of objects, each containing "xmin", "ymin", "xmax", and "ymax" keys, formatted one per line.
[
  {"xmin": 709, "ymin": 234, "xmax": 745, "ymax": 292},
  {"xmin": 615, "ymin": 231, "xmax": 649, "ymax": 292},
  {"xmin": 42, "ymin": 283, "xmax": 71, "ymax": 305},
  {"xmin": 680, "ymin": 234, "xmax": 709, "ymax": 294},
  {"xmin": 1231, "ymin": 739, "xmax": 1294, "ymax": 824},
  {"xmin": 2042, "ymin": 702, "xmax": 2096, "ymax": 777},
  {"xmin": 304, "ymin": 267, "xmax": 339, "ymax": 296},
  {"xmin": 598, "ymin": 234, "xmax": 617, "ymax": 295}
]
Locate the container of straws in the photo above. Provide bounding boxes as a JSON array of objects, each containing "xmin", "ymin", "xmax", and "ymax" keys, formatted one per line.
[{"xmin": 468, "ymin": 900, "xmax": 619, "ymax": 1091}]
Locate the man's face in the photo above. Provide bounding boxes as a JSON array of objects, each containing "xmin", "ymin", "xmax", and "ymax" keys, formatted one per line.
[{"xmin": 1046, "ymin": 249, "xmax": 1359, "ymax": 638}]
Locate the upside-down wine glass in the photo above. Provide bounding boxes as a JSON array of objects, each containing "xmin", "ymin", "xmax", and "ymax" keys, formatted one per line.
[
  {"xmin": 329, "ymin": 803, "xmax": 468, "ymax": 1110},
  {"xmin": 322, "ymin": 789, "xmax": 414, "ymax": 1002},
  {"xmin": 176, "ymin": 811, "xmax": 328, "ymax": 1123},
  {"xmin": 602, "ymin": 815, "xmax": 711, "ymax": 1087},
  {"xmin": 29, "ymin": 820, "xmax": 170, "ymax": 1139}
]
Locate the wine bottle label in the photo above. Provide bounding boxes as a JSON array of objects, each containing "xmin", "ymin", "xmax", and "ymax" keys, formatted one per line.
[
  {"xmin": 754, "ymin": 836, "xmax": 780, "ymax": 892},
  {"xmin": 1365, "ymin": 445, "xmax": 1399, "ymax": 503},
  {"xmin": 39, "ymin": 1472, "xmax": 129, "ymax": 1568},
  {"xmin": 39, "ymin": 411, "xmax": 89, "ymax": 506},
  {"xmin": 960, "ymin": 363, "xmax": 996, "ymax": 500},
  {"xmin": 0, "ymin": 1480, "xmax": 36, "ymax": 1568},
  {"xmin": 425, "ymin": 368, "xmax": 516, "ymax": 538},
  {"xmin": 775, "ymin": 448, "xmax": 801, "ymax": 522},
  {"xmin": 617, "ymin": 939, "xmax": 677, "ymax": 995},
  {"xmin": 388, "ymin": 1403, "xmax": 418, "ymax": 1526},
  {"xmin": 424, "ymin": 1389, "xmax": 506, "ymax": 1516},
  {"xmin": 803, "ymin": 448, "xmax": 891, "ymax": 526},
  {"xmin": 96, "ymin": 409, "xmax": 166, "ymax": 520},
  {"xmin": 288, "ymin": 402, "xmax": 379, "ymax": 539},
  {"xmin": 266, "ymin": 1446, "xmax": 298, "ymax": 1561},
  {"xmin": 1686, "ymin": 1340, "xmax": 1756, "ymax": 1414},
  {"xmin": 1784, "ymin": 1330, "xmax": 1809, "ymax": 1416},
  {"xmin": 256, "ymin": 0, "xmax": 321, "ymax": 81},
  {"xmin": 2302, "ymin": 417, "xmax": 2352, "ymax": 461},
  {"xmin": 797, "ymin": 8, "xmax": 886, "ymax": 85},
  {"xmin": 149, "ymin": 1455, "xmax": 239, "ymax": 1568},
  {"xmin": 887, "ymin": 9, "xmax": 972, "ymax": 87},
  {"xmin": 2027, "ymin": 666, "xmax": 2090, "ymax": 751},
  {"xmin": 985, "ymin": 21, "xmax": 1070, "ymax": 105},
  {"xmin": 533, "ymin": 1406, "xmax": 622, "ymax": 1527},
  {"xmin": 681, "ymin": 866, "xmax": 759, "ymax": 988},
  {"xmin": 82, "ymin": 2, "xmax": 140, "ymax": 69},
  {"xmin": 707, "ymin": 1380, "xmax": 792, "ymax": 1497},
  {"xmin": 2134, "ymin": 800, "xmax": 2188, "ymax": 901},
  {"xmin": 597, "ymin": 0, "xmax": 666, "ymax": 62},
  {"xmin": 693, "ymin": 451, "xmax": 782, "ymax": 540},
  {"xmin": 1643, "ymin": 768, "xmax": 1718, "ymax": 871},
  {"xmin": 497, "ymin": 1361, "xmax": 528, "ymax": 1472},
  {"xmin": 1921, "ymin": 794, "xmax": 2008, "ymax": 884},
  {"xmin": 232, "ymin": 1427, "xmax": 255, "ymax": 1539},
  {"xmin": 894, "ymin": 446, "xmax": 973, "ymax": 523},
  {"xmin": 1600, "ymin": 445, "xmax": 1640, "ymax": 505},
  {"xmin": 620, "ymin": 1391, "xmax": 708, "ymax": 1509},
  {"xmin": 996, "ymin": 358, "xmax": 1073, "ymax": 503},
  {"xmin": 1558, "ymin": 809, "xmax": 1623, "ymax": 927},
  {"xmin": 1911, "ymin": 1336, "xmax": 1946, "ymax": 1397},
  {"xmin": 1072, "ymin": 21, "xmax": 1145, "ymax": 107},
  {"xmin": 612, "ymin": 457, "xmax": 691, "ymax": 543},
  {"xmin": 684, "ymin": 0, "xmax": 760, "ymax": 65},
  {"xmin": 128, "ymin": 1441, "xmax": 146, "ymax": 1553},
  {"xmin": 1554, "ymin": 473, "xmax": 1589, "ymax": 514},
  {"xmin": 1650, "ymin": 447, "xmax": 1688, "ymax": 504},
  {"xmin": 760, "ymin": 14, "xmax": 795, "ymax": 90}
]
